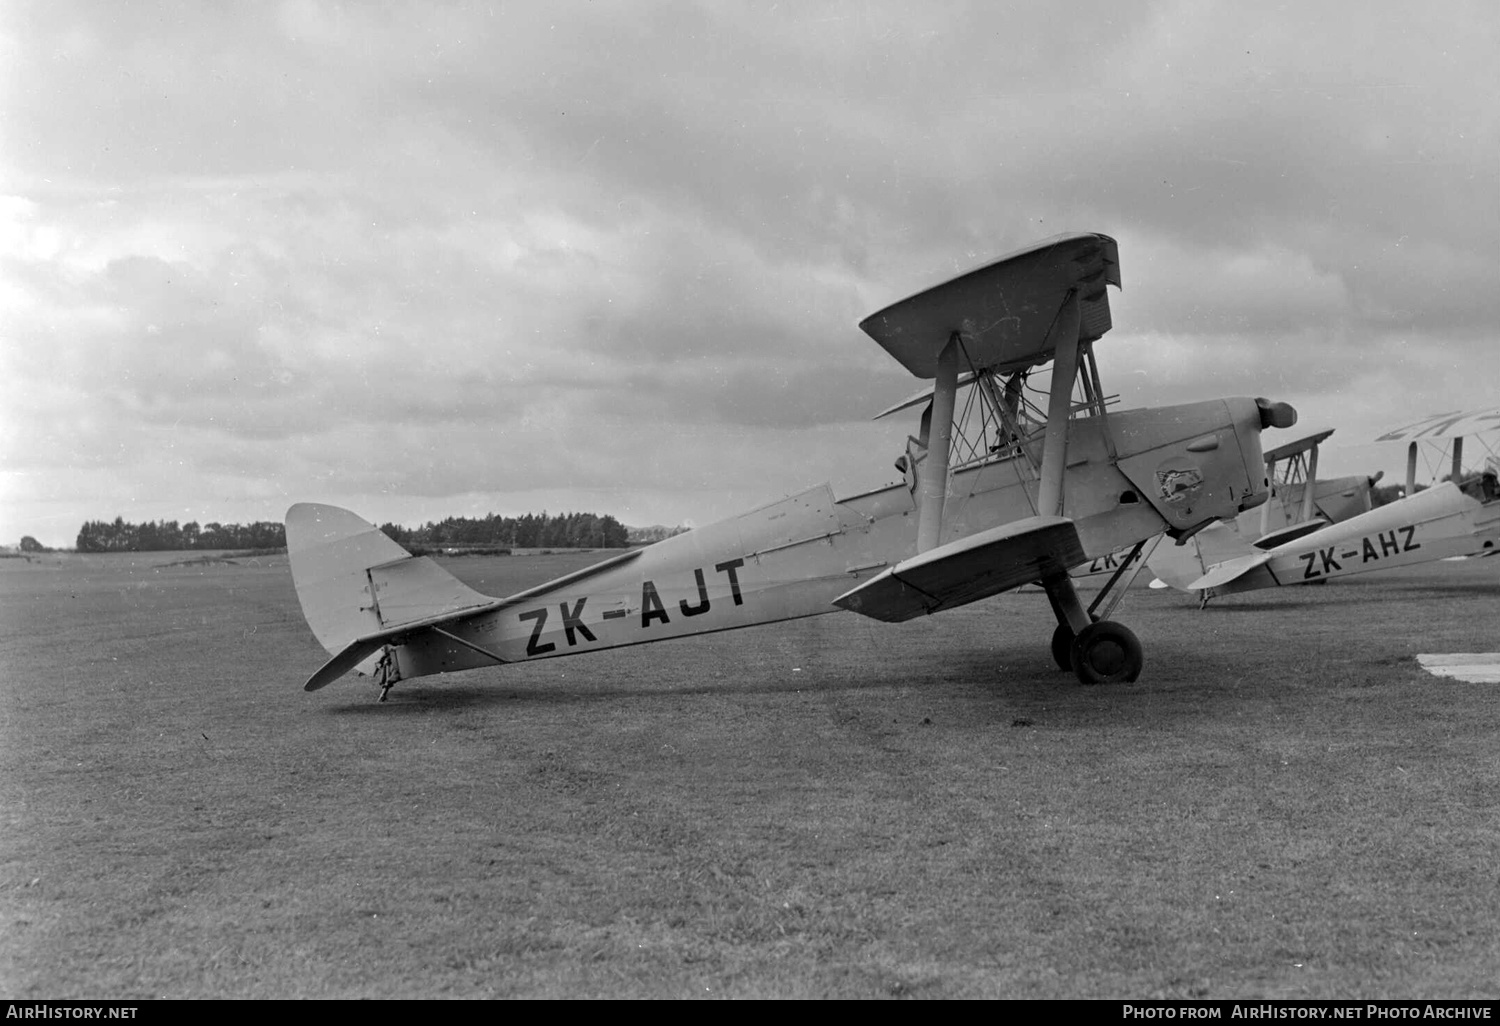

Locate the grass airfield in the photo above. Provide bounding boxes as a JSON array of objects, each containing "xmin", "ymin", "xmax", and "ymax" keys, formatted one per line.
[{"xmin": 2, "ymin": 548, "xmax": 1498, "ymax": 1000}]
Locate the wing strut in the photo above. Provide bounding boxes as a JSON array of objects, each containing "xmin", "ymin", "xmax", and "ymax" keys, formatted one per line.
[
  {"xmin": 1037, "ymin": 290, "xmax": 1082, "ymax": 517},
  {"xmin": 1261, "ymin": 453, "xmax": 1277, "ymax": 537},
  {"xmin": 1402, "ymin": 437, "xmax": 1467, "ymax": 500},
  {"xmin": 1260, "ymin": 460, "xmax": 1274, "ymax": 537},
  {"xmin": 1300, "ymin": 441, "xmax": 1321, "ymax": 524},
  {"xmin": 916, "ymin": 333, "xmax": 960, "ymax": 552}
]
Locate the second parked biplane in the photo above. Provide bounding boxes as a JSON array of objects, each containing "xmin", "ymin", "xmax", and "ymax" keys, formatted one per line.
[
  {"xmin": 1144, "ymin": 428, "xmax": 1382, "ymax": 595},
  {"xmin": 1150, "ymin": 408, "xmax": 1500, "ymax": 600},
  {"xmin": 286, "ymin": 233, "xmax": 1294, "ymax": 698}
]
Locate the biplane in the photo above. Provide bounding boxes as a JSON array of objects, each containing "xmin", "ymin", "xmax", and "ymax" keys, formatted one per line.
[
  {"xmin": 1150, "ymin": 407, "xmax": 1500, "ymax": 600},
  {"xmin": 286, "ymin": 232, "xmax": 1294, "ymax": 698},
  {"xmin": 1246, "ymin": 429, "xmax": 1380, "ymax": 547},
  {"xmin": 1144, "ymin": 428, "xmax": 1382, "ymax": 592}
]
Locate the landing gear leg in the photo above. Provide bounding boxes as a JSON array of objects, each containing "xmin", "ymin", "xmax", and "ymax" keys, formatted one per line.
[
  {"xmin": 1050, "ymin": 620, "xmax": 1082, "ymax": 671},
  {"xmin": 1042, "ymin": 573, "xmax": 1093, "ymax": 672}
]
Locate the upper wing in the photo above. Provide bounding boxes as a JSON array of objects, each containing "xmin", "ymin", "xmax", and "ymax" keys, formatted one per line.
[
  {"xmin": 860, "ymin": 232, "xmax": 1119, "ymax": 380},
  {"xmin": 1262, "ymin": 427, "xmax": 1335, "ymax": 464},
  {"xmin": 831, "ymin": 515, "xmax": 1085, "ymax": 622},
  {"xmin": 1373, "ymin": 406, "xmax": 1500, "ymax": 443}
]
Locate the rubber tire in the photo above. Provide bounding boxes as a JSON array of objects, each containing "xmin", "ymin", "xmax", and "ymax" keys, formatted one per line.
[
  {"xmin": 1069, "ymin": 620, "xmax": 1143, "ymax": 685},
  {"xmin": 1050, "ymin": 614, "xmax": 1100, "ymax": 672}
]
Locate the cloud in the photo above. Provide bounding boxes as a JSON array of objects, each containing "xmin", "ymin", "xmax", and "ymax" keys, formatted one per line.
[{"xmin": 3, "ymin": 1, "xmax": 1499, "ymax": 546}]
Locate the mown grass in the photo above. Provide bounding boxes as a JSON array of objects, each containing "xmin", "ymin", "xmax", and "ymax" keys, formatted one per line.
[{"xmin": 1, "ymin": 551, "xmax": 1498, "ymax": 998}]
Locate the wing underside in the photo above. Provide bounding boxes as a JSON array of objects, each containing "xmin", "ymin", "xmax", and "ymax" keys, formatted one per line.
[
  {"xmin": 1373, "ymin": 407, "xmax": 1500, "ymax": 443},
  {"xmin": 832, "ymin": 516, "xmax": 1086, "ymax": 622},
  {"xmin": 1262, "ymin": 428, "xmax": 1335, "ymax": 464},
  {"xmin": 859, "ymin": 232, "xmax": 1119, "ymax": 380}
]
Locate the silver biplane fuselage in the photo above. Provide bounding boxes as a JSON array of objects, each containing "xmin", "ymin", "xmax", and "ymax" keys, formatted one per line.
[{"xmin": 373, "ymin": 398, "xmax": 1274, "ymax": 679}]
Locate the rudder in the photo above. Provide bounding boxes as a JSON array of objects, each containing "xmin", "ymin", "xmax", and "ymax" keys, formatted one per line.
[{"xmin": 284, "ymin": 503, "xmax": 495, "ymax": 674}]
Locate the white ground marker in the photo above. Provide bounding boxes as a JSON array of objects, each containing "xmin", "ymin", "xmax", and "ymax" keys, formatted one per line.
[{"xmin": 1416, "ymin": 653, "xmax": 1500, "ymax": 683}]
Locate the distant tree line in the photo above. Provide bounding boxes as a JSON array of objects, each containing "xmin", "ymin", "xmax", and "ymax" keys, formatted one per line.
[
  {"xmin": 627, "ymin": 524, "xmax": 691, "ymax": 544},
  {"xmin": 76, "ymin": 518, "xmax": 286, "ymax": 553},
  {"xmin": 379, "ymin": 511, "xmax": 629, "ymax": 550},
  {"xmin": 72, "ymin": 509, "xmax": 651, "ymax": 553}
]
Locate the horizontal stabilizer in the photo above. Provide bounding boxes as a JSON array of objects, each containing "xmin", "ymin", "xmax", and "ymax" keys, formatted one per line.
[
  {"xmin": 287, "ymin": 501, "xmax": 509, "ymax": 690},
  {"xmin": 1187, "ymin": 552, "xmax": 1274, "ymax": 591},
  {"xmin": 286, "ymin": 502, "xmax": 498, "ymax": 658},
  {"xmin": 304, "ymin": 635, "xmax": 396, "ymax": 692},
  {"xmin": 302, "ymin": 598, "xmax": 519, "ymax": 691},
  {"xmin": 287, "ymin": 500, "xmax": 652, "ymax": 690},
  {"xmin": 833, "ymin": 515, "xmax": 1085, "ymax": 622}
]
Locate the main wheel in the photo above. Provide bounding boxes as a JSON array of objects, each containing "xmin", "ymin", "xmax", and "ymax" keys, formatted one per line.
[
  {"xmin": 1050, "ymin": 615, "xmax": 1100, "ymax": 671},
  {"xmin": 1069, "ymin": 620, "xmax": 1143, "ymax": 685}
]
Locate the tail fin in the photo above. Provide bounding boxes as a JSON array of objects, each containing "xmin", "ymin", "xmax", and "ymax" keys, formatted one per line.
[{"xmin": 284, "ymin": 503, "xmax": 498, "ymax": 687}]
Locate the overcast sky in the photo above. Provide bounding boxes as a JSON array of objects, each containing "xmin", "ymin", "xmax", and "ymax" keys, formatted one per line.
[{"xmin": 4, "ymin": 1, "xmax": 1499, "ymax": 548}]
